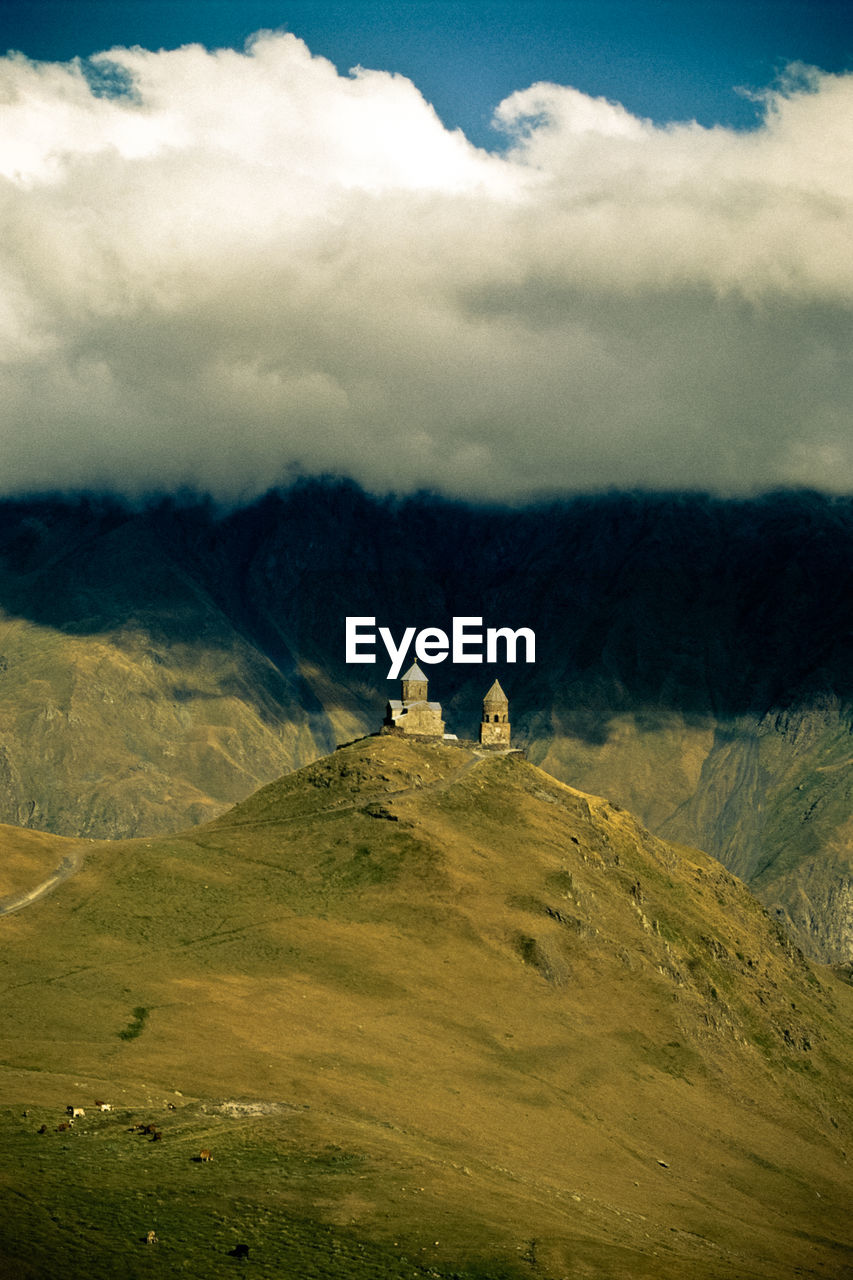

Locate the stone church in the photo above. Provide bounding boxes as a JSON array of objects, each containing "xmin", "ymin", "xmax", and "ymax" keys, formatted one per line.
[
  {"xmin": 384, "ymin": 663, "xmax": 446, "ymax": 737},
  {"xmin": 383, "ymin": 665, "xmax": 511, "ymax": 746}
]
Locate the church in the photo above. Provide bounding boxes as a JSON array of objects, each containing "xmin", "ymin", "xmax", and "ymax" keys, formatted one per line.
[{"xmin": 383, "ymin": 663, "xmax": 511, "ymax": 747}]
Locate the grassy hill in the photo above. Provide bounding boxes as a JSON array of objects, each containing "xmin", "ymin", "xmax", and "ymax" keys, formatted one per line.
[
  {"xmin": 0, "ymin": 736, "xmax": 851, "ymax": 1279},
  {"xmin": 1, "ymin": 485, "xmax": 853, "ymax": 962}
]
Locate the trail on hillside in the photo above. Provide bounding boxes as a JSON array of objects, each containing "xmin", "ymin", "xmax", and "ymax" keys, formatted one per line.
[
  {"xmin": 216, "ymin": 744, "xmax": 510, "ymax": 834},
  {"xmin": 0, "ymin": 849, "xmax": 84, "ymax": 919},
  {"xmin": 376, "ymin": 746, "xmax": 494, "ymax": 802},
  {"xmin": 0, "ymin": 746, "xmax": 519, "ymax": 919}
]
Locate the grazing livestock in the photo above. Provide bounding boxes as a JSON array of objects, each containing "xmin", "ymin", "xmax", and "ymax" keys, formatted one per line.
[
  {"xmin": 230, "ymin": 1244, "xmax": 250, "ymax": 1260},
  {"xmin": 150, "ymin": 1130, "xmax": 162, "ymax": 1142},
  {"xmin": 37, "ymin": 1124, "xmax": 47, "ymax": 1134},
  {"xmin": 95, "ymin": 1101, "xmax": 112, "ymax": 1112},
  {"xmin": 146, "ymin": 1230, "xmax": 159, "ymax": 1245},
  {"xmin": 66, "ymin": 1107, "xmax": 85, "ymax": 1119},
  {"xmin": 56, "ymin": 1122, "xmax": 70, "ymax": 1132},
  {"xmin": 197, "ymin": 1149, "xmax": 212, "ymax": 1162}
]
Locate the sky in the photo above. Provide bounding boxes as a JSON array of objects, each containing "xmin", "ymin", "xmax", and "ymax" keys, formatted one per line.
[{"xmin": 0, "ymin": 0, "xmax": 851, "ymax": 502}]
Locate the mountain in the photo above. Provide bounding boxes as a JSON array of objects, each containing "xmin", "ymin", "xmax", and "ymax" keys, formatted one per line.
[
  {"xmin": 0, "ymin": 483, "xmax": 852, "ymax": 961},
  {"xmin": 1, "ymin": 736, "xmax": 852, "ymax": 1279}
]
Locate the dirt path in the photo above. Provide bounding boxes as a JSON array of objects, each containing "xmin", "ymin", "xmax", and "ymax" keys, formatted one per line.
[
  {"xmin": 0, "ymin": 849, "xmax": 84, "ymax": 919},
  {"xmin": 380, "ymin": 747, "xmax": 493, "ymax": 802},
  {"xmin": 0, "ymin": 747, "xmax": 520, "ymax": 919},
  {"xmin": 220, "ymin": 746, "xmax": 519, "ymax": 834}
]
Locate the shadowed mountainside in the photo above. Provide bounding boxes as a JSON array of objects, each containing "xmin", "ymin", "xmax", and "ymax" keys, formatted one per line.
[
  {"xmin": 0, "ymin": 483, "xmax": 852, "ymax": 959},
  {"xmin": 1, "ymin": 736, "xmax": 852, "ymax": 1279}
]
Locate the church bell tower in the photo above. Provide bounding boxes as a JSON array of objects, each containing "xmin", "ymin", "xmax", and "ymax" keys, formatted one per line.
[{"xmin": 479, "ymin": 679, "xmax": 510, "ymax": 746}]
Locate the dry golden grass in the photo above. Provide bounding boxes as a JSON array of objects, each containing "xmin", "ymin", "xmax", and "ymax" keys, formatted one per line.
[
  {"xmin": 0, "ymin": 736, "xmax": 851, "ymax": 1278},
  {"xmin": 0, "ymin": 824, "xmax": 89, "ymax": 899}
]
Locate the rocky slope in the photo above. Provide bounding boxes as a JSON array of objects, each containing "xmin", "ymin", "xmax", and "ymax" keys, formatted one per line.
[{"xmin": 0, "ymin": 484, "xmax": 852, "ymax": 958}]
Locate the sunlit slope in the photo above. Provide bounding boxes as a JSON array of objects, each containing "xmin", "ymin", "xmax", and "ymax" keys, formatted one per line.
[
  {"xmin": 532, "ymin": 701, "xmax": 853, "ymax": 963},
  {"xmin": 0, "ymin": 500, "xmax": 363, "ymax": 838},
  {"xmin": 0, "ymin": 736, "xmax": 852, "ymax": 1279},
  {"xmin": 0, "ymin": 608, "xmax": 334, "ymax": 839},
  {"xmin": 0, "ymin": 823, "xmax": 89, "ymax": 901}
]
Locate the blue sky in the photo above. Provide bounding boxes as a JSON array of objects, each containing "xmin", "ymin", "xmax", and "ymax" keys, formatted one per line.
[
  {"xmin": 1, "ymin": 0, "xmax": 851, "ymax": 146},
  {"xmin": 0, "ymin": 2, "xmax": 851, "ymax": 500}
]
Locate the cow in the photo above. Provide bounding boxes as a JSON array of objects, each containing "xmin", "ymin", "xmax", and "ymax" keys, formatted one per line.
[
  {"xmin": 230, "ymin": 1244, "xmax": 250, "ymax": 1260},
  {"xmin": 37, "ymin": 1124, "xmax": 47, "ymax": 1135},
  {"xmin": 56, "ymin": 1122, "xmax": 71, "ymax": 1132},
  {"xmin": 95, "ymin": 1101, "xmax": 112, "ymax": 1112},
  {"xmin": 66, "ymin": 1107, "xmax": 85, "ymax": 1119},
  {"xmin": 146, "ymin": 1231, "xmax": 159, "ymax": 1245},
  {"xmin": 150, "ymin": 1130, "xmax": 162, "ymax": 1142},
  {"xmin": 197, "ymin": 1149, "xmax": 212, "ymax": 1162}
]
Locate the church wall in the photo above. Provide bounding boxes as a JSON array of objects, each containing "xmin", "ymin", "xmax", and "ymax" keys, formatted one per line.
[{"xmin": 480, "ymin": 718, "xmax": 511, "ymax": 746}]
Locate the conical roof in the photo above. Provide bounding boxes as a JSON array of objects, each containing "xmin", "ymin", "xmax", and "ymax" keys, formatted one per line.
[
  {"xmin": 401, "ymin": 662, "xmax": 428, "ymax": 683},
  {"xmin": 483, "ymin": 678, "xmax": 508, "ymax": 704}
]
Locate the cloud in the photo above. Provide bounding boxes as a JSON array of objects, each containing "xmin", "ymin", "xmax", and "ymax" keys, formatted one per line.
[{"xmin": 0, "ymin": 34, "xmax": 850, "ymax": 500}]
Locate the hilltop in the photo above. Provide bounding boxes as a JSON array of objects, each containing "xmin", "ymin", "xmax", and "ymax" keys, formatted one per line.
[
  {"xmin": 1, "ymin": 736, "xmax": 852, "ymax": 1279},
  {"xmin": 0, "ymin": 485, "xmax": 852, "ymax": 961}
]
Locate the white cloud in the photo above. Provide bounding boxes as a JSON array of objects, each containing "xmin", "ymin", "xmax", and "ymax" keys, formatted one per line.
[{"xmin": 0, "ymin": 32, "xmax": 850, "ymax": 499}]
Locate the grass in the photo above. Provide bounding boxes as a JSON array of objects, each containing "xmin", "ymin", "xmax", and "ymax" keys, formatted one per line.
[
  {"xmin": 1, "ymin": 736, "xmax": 852, "ymax": 1279},
  {"xmin": 0, "ymin": 1102, "xmax": 535, "ymax": 1280}
]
